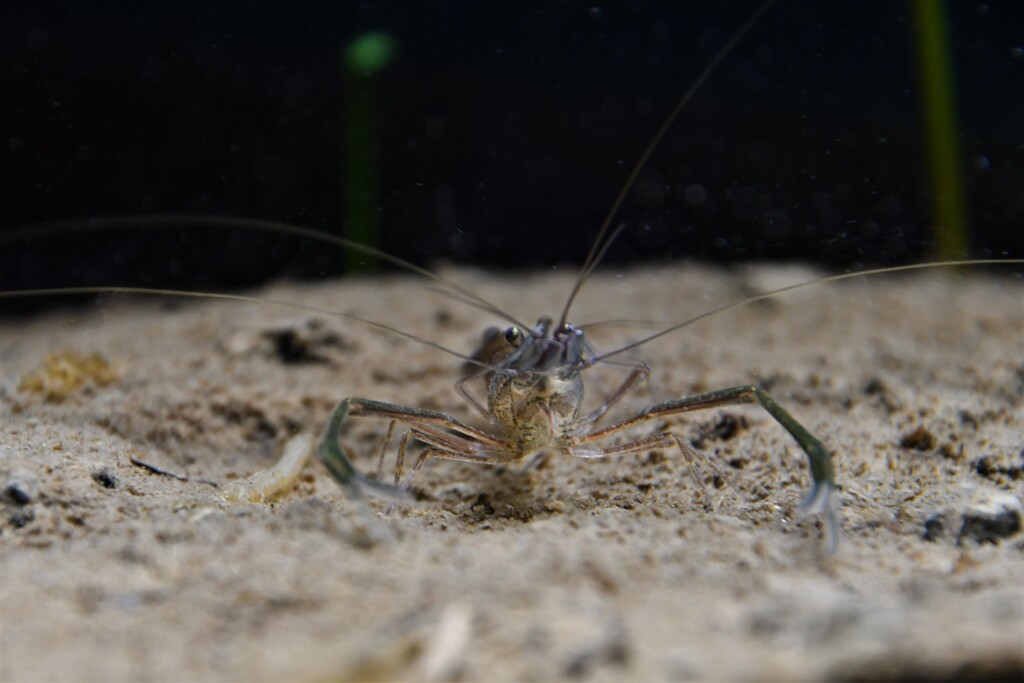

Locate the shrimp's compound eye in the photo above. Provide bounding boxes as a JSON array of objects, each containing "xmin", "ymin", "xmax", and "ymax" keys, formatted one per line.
[
  {"xmin": 557, "ymin": 322, "xmax": 575, "ymax": 336},
  {"xmin": 504, "ymin": 326, "xmax": 523, "ymax": 347}
]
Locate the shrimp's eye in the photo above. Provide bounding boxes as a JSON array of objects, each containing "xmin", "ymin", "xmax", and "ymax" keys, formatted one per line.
[
  {"xmin": 504, "ymin": 326, "xmax": 523, "ymax": 346},
  {"xmin": 558, "ymin": 322, "xmax": 575, "ymax": 336}
]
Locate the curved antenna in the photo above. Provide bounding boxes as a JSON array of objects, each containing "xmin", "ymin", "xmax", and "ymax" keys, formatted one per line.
[
  {"xmin": 0, "ymin": 286, "xmax": 503, "ymax": 371},
  {"xmin": 577, "ymin": 318, "xmax": 662, "ymax": 332},
  {"xmin": 2, "ymin": 214, "xmax": 525, "ymax": 329},
  {"xmin": 557, "ymin": 0, "xmax": 782, "ymax": 329},
  {"xmin": 421, "ymin": 285, "xmax": 529, "ymax": 329},
  {"xmin": 592, "ymin": 259, "xmax": 1024, "ymax": 363}
]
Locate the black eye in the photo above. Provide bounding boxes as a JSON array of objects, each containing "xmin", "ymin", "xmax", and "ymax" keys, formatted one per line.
[
  {"xmin": 504, "ymin": 327, "xmax": 523, "ymax": 346},
  {"xmin": 558, "ymin": 322, "xmax": 575, "ymax": 335}
]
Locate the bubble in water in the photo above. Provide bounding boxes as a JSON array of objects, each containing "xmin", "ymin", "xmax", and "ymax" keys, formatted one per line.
[{"xmin": 684, "ymin": 184, "xmax": 706, "ymax": 206}]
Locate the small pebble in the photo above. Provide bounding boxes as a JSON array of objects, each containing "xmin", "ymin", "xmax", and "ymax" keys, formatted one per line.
[
  {"xmin": 92, "ymin": 468, "xmax": 118, "ymax": 489},
  {"xmin": 959, "ymin": 491, "xmax": 1022, "ymax": 544},
  {"xmin": 3, "ymin": 472, "xmax": 37, "ymax": 505}
]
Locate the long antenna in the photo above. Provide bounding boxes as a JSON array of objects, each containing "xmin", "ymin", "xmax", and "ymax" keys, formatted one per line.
[
  {"xmin": 0, "ymin": 285, "xmax": 503, "ymax": 371},
  {"xmin": 591, "ymin": 260, "xmax": 1024, "ymax": 363},
  {"xmin": 2, "ymin": 215, "xmax": 529, "ymax": 330},
  {"xmin": 557, "ymin": 0, "xmax": 782, "ymax": 330}
]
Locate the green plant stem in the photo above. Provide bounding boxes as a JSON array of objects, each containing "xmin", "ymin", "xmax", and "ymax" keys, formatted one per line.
[{"xmin": 913, "ymin": 0, "xmax": 968, "ymax": 260}]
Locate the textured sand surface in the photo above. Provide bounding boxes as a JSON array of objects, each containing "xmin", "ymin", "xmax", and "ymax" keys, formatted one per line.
[{"xmin": 1, "ymin": 264, "xmax": 1022, "ymax": 682}]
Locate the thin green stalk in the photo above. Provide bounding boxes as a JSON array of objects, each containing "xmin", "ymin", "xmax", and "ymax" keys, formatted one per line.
[
  {"xmin": 343, "ymin": 33, "xmax": 395, "ymax": 272},
  {"xmin": 913, "ymin": 0, "xmax": 968, "ymax": 260}
]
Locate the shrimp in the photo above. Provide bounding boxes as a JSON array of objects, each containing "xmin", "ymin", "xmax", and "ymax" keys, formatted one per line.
[
  {"xmin": 2, "ymin": 1, "xmax": 1021, "ymax": 554},
  {"xmin": 3, "ymin": 0, "xmax": 846, "ymax": 547},
  {"xmin": 2, "ymin": 4, "xmax": 1023, "ymax": 682}
]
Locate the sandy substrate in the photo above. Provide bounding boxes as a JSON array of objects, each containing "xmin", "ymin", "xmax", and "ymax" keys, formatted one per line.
[{"xmin": 1, "ymin": 264, "xmax": 1022, "ymax": 682}]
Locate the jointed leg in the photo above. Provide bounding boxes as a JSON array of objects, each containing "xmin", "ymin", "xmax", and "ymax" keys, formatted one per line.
[
  {"xmin": 570, "ymin": 366, "xmax": 649, "ymax": 434},
  {"xmin": 394, "ymin": 431, "xmax": 413, "ymax": 485},
  {"xmin": 578, "ymin": 385, "xmax": 839, "ymax": 551},
  {"xmin": 397, "ymin": 447, "xmax": 431, "ymax": 490},
  {"xmin": 569, "ymin": 430, "xmax": 716, "ymax": 506},
  {"xmin": 227, "ymin": 397, "xmax": 513, "ymax": 511},
  {"xmin": 454, "ymin": 370, "xmax": 496, "ymax": 421},
  {"xmin": 318, "ymin": 397, "xmax": 514, "ymax": 501},
  {"xmin": 375, "ymin": 420, "xmax": 398, "ymax": 480}
]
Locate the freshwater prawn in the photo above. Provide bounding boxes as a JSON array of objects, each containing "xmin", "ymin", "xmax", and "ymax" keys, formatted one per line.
[{"xmin": 2, "ymin": 1, "xmax": 1021, "ymax": 556}]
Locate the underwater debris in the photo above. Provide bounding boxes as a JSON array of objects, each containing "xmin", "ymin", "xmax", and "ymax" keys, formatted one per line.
[{"xmin": 17, "ymin": 351, "xmax": 119, "ymax": 402}]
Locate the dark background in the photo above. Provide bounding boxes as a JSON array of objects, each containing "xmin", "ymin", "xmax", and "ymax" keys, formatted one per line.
[{"xmin": 2, "ymin": 0, "xmax": 1023, "ymax": 304}]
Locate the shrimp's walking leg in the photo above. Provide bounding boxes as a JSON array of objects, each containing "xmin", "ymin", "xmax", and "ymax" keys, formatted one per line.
[
  {"xmin": 318, "ymin": 397, "xmax": 509, "ymax": 498},
  {"xmin": 579, "ymin": 385, "xmax": 839, "ymax": 551}
]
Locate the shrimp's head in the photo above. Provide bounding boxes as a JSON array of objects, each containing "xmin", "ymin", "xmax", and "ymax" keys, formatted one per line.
[{"xmin": 483, "ymin": 317, "xmax": 590, "ymax": 451}]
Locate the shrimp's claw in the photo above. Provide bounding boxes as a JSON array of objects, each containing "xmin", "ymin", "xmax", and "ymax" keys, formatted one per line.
[
  {"xmin": 747, "ymin": 386, "xmax": 840, "ymax": 553},
  {"xmin": 799, "ymin": 480, "xmax": 841, "ymax": 555},
  {"xmin": 317, "ymin": 397, "xmax": 412, "ymax": 504}
]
